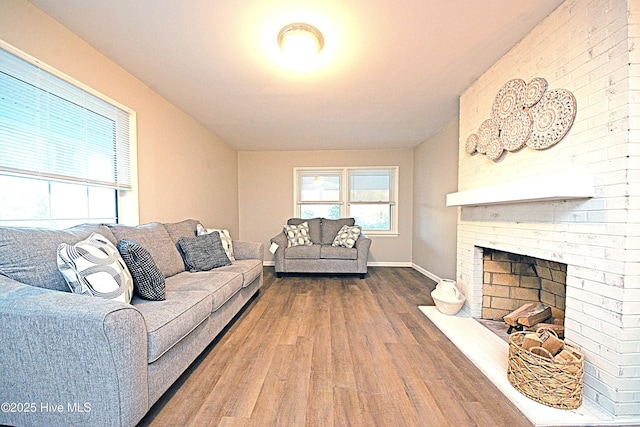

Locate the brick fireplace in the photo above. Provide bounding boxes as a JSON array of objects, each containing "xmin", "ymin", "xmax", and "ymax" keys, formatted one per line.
[
  {"xmin": 481, "ymin": 248, "xmax": 566, "ymax": 322},
  {"xmin": 449, "ymin": 0, "xmax": 640, "ymax": 420}
]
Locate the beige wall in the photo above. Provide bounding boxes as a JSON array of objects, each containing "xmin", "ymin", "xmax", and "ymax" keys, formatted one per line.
[
  {"xmin": 412, "ymin": 118, "xmax": 459, "ymax": 280},
  {"xmin": 1, "ymin": 0, "xmax": 239, "ymax": 234},
  {"xmin": 238, "ymin": 149, "xmax": 414, "ymax": 264}
]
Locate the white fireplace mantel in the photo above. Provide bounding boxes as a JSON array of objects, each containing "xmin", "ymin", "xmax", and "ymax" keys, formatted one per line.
[{"xmin": 445, "ymin": 174, "xmax": 595, "ymax": 207}]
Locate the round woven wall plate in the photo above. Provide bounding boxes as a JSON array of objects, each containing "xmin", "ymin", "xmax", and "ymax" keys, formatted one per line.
[
  {"xmin": 501, "ymin": 110, "xmax": 533, "ymax": 151},
  {"xmin": 523, "ymin": 77, "xmax": 548, "ymax": 108},
  {"xmin": 527, "ymin": 88, "xmax": 577, "ymax": 150},
  {"xmin": 465, "ymin": 134, "xmax": 479, "ymax": 154},
  {"xmin": 492, "ymin": 79, "xmax": 525, "ymax": 126},
  {"xmin": 486, "ymin": 137, "xmax": 505, "ymax": 161},
  {"xmin": 476, "ymin": 118, "xmax": 500, "ymax": 154}
]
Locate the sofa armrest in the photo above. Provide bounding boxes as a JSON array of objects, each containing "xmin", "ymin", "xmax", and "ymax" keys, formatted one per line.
[
  {"xmin": 355, "ymin": 234, "xmax": 372, "ymax": 274},
  {"xmin": 270, "ymin": 233, "xmax": 289, "ymax": 272},
  {"xmin": 233, "ymin": 240, "xmax": 264, "ymax": 262},
  {"xmin": 0, "ymin": 276, "xmax": 148, "ymax": 427}
]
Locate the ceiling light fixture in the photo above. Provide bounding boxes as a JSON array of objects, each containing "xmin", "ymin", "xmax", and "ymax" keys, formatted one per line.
[{"xmin": 277, "ymin": 23, "xmax": 324, "ymax": 57}]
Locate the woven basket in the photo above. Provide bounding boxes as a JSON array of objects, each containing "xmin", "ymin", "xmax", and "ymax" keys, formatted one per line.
[{"xmin": 507, "ymin": 328, "xmax": 584, "ymax": 410}]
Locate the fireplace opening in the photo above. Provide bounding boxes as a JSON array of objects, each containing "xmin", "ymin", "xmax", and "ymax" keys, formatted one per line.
[{"xmin": 479, "ymin": 248, "xmax": 567, "ymax": 340}]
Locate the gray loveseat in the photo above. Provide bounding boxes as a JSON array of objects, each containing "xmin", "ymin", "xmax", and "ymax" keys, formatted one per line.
[
  {"xmin": 0, "ymin": 219, "xmax": 263, "ymax": 427},
  {"xmin": 270, "ymin": 218, "xmax": 371, "ymax": 278}
]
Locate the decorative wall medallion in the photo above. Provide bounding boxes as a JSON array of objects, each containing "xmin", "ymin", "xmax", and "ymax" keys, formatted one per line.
[
  {"xmin": 466, "ymin": 77, "xmax": 576, "ymax": 161},
  {"xmin": 477, "ymin": 118, "xmax": 500, "ymax": 154},
  {"xmin": 527, "ymin": 88, "xmax": 577, "ymax": 150},
  {"xmin": 501, "ymin": 110, "xmax": 532, "ymax": 151},
  {"xmin": 522, "ymin": 77, "xmax": 548, "ymax": 108},
  {"xmin": 491, "ymin": 79, "xmax": 525, "ymax": 126},
  {"xmin": 465, "ymin": 134, "xmax": 479, "ymax": 154},
  {"xmin": 486, "ymin": 137, "xmax": 505, "ymax": 161}
]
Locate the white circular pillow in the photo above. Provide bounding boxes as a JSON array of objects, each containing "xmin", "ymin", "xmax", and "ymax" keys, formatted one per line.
[{"xmin": 57, "ymin": 232, "xmax": 134, "ymax": 303}]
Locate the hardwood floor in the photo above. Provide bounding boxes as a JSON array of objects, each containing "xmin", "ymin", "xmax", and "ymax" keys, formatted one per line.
[{"xmin": 138, "ymin": 267, "xmax": 533, "ymax": 427}]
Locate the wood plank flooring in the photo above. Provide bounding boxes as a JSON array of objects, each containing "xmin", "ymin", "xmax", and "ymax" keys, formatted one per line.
[{"xmin": 138, "ymin": 267, "xmax": 533, "ymax": 427}]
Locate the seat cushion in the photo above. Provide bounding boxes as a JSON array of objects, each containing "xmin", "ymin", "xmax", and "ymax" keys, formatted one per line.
[
  {"xmin": 321, "ymin": 218, "xmax": 356, "ymax": 245},
  {"xmin": 216, "ymin": 259, "xmax": 262, "ymax": 287},
  {"xmin": 320, "ymin": 244, "xmax": 358, "ymax": 260},
  {"xmin": 284, "ymin": 244, "xmax": 321, "ymax": 259},
  {"xmin": 165, "ymin": 270, "xmax": 243, "ymax": 312},
  {"xmin": 132, "ymin": 290, "xmax": 212, "ymax": 363}
]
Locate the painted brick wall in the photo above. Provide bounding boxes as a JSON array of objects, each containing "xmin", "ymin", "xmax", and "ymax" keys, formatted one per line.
[{"xmin": 457, "ymin": 0, "xmax": 639, "ymax": 417}]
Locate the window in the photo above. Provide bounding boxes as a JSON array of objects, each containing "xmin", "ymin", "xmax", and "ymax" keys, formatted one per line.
[
  {"xmin": 0, "ymin": 42, "xmax": 137, "ymax": 228},
  {"xmin": 294, "ymin": 167, "xmax": 398, "ymax": 235}
]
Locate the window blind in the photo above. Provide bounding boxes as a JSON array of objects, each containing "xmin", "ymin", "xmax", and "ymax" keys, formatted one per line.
[
  {"xmin": 0, "ymin": 47, "xmax": 132, "ymax": 189},
  {"xmin": 348, "ymin": 168, "xmax": 395, "ymax": 203}
]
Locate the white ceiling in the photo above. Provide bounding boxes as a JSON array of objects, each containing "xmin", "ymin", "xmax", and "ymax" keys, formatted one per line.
[{"xmin": 28, "ymin": 0, "xmax": 563, "ymax": 151}]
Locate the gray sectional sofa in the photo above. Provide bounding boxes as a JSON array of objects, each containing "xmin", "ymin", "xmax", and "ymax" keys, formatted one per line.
[
  {"xmin": 0, "ymin": 219, "xmax": 263, "ymax": 427},
  {"xmin": 270, "ymin": 217, "xmax": 371, "ymax": 278}
]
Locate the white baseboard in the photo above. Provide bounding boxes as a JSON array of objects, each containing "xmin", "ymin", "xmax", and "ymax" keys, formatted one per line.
[
  {"xmin": 411, "ymin": 263, "xmax": 441, "ymax": 283},
  {"xmin": 262, "ymin": 260, "xmax": 442, "ymax": 284},
  {"xmin": 367, "ymin": 261, "xmax": 412, "ymax": 267},
  {"xmin": 262, "ymin": 261, "xmax": 412, "ymax": 267}
]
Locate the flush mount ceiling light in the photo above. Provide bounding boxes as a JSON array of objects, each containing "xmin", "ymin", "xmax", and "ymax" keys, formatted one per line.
[{"xmin": 277, "ymin": 23, "xmax": 324, "ymax": 57}]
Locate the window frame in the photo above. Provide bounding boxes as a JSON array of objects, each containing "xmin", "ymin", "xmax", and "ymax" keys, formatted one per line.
[
  {"xmin": 0, "ymin": 40, "xmax": 138, "ymax": 228},
  {"xmin": 293, "ymin": 166, "xmax": 399, "ymax": 236}
]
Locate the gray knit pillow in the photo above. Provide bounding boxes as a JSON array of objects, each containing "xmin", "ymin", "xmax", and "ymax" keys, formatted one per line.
[
  {"xmin": 177, "ymin": 232, "xmax": 231, "ymax": 272},
  {"xmin": 117, "ymin": 240, "xmax": 165, "ymax": 301}
]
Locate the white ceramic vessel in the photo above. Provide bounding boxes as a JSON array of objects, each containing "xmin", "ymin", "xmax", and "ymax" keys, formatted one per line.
[{"xmin": 431, "ymin": 279, "xmax": 465, "ymax": 315}]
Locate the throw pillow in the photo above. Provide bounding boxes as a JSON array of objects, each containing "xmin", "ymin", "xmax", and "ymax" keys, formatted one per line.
[
  {"xmin": 332, "ymin": 225, "xmax": 362, "ymax": 248},
  {"xmin": 117, "ymin": 240, "xmax": 166, "ymax": 301},
  {"xmin": 177, "ymin": 232, "xmax": 232, "ymax": 272},
  {"xmin": 57, "ymin": 233, "xmax": 134, "ymax": 303},
  {"xmin": 283, "ymin": 221, "xmax": 313, "ymax": 248},
  {"xmin": 196, "ymin": 224, "xmax": 235, "ymax": 261}
]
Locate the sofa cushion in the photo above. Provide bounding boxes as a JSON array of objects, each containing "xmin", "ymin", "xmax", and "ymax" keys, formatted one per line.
[
  {"xmin": 284, "ymin": 244, "xmax": 321, "ymax": 259},
  {"xmin": 132, "ymin": 289, "xmax": 212, "ymax": 363},
  {"xmin": 320, "ymin": 244, "xmax": 358, "ymax": 260},
  {"xmin": 217, "ymin": 259, "xmax": 262, "ymax": 287},
  {"xmin": 287, "ymin": 217, "xmax": 321, "ymax": 244},
  {"xmin": 177, "ymin": 233, "xmax": 232, "ymax": 272},
  {"xmin": 117, "ymin": 240, "xmax": 166, "ymax": 301},
  {"xmin": 0, "ymin": 224, "xmax": 117, "ymax": 292},
  {"xmin": 197, "ymin": 224, "xmax": 235, "ymax": 261},
  {"xmin": 108, "ymin": 222, "xmax": 185, "ymax": 278},
  {"xmin": 163, "ymin": 219, "xmax": 200, "ymax": 243},
  {"xmin": 321, "ymin": 218, "xmax": 356, "ymax": 245},
  {"xmin": 284, "ymin": 222, "xmax": 313, "ymax": 247},
  {"xmin": 57, "ymin": 233, "xmax": 134, "ymax": 303},
  {"xmin": 165, "ymin": 270, "xmax": 243, "ymax": 312},
  {"xmin": 332, "ymin": 225, "xmax": 362, "ymax": 248}
]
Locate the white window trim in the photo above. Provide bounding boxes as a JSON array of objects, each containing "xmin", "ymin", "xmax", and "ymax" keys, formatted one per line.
[
  {"xmin": 293, "ymin": 166, "xmax": 399, "ymax": 236},
  {"xmin": 0, "ymin": 40, "xmax": 139, "ymax": 226}
]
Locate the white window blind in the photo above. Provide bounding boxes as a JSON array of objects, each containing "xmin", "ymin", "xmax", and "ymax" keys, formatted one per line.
[
  {"xmin": 0, "ymin": 47, "xmax": 132, "ymax": 189},
  {"xmin": 298, "ymin": 170, "xmax": 342, "ymax": 203},
  {"xmin": 348, "ymin": 168, "xmax": 395, "ymax": 204}
]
